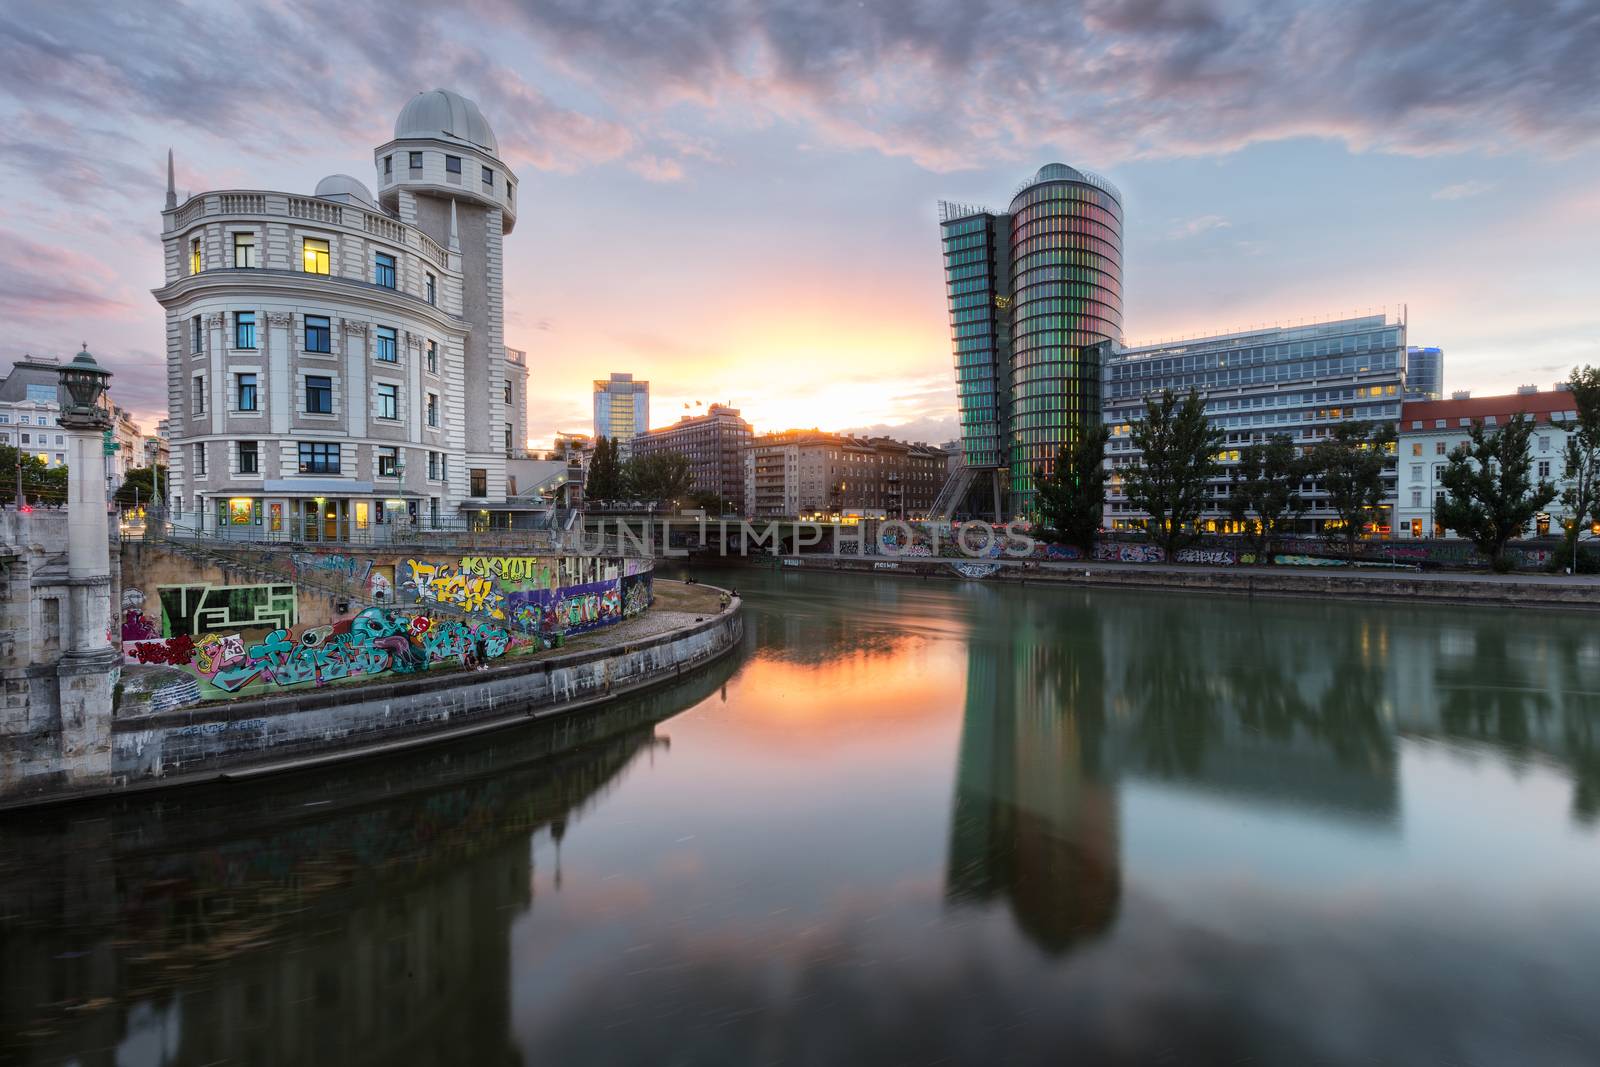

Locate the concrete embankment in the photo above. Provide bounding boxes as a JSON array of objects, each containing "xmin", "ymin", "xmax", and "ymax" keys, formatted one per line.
[
  {"xmin": 3, "ymin": 592, "xmax": 743, "ymax": 810},
  {"xmin": 715, "ymin": 554, "xmax": 1600, "ymax": 612}
]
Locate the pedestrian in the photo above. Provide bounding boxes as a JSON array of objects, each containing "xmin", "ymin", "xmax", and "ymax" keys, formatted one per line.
[{"xmin": 474, "ymin": 634, "xmax": 488, "ymax": 671}]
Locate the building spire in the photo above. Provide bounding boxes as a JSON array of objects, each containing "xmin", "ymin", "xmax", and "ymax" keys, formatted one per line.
[
  {"xmin": 165, "ymin": 148, "xmax": 176, "ymax": 209},
  {"xmin": 448, "ymin": 198, "xmax": 460, "ymax": 251}
]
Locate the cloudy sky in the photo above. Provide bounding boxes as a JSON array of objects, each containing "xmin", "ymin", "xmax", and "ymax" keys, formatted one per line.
[{"xmin": 2, "ymin": 0, "xmax": 1598, "ymax": 445}]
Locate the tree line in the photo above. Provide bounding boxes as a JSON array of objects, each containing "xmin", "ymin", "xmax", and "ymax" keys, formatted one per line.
[
  {"xmin": 583, "ymin": 436, "xmax": 698, "ymax": 507},
  {"xmin": 1033, "ymin": 364, "xmax": 1600, "ymax": 570}
]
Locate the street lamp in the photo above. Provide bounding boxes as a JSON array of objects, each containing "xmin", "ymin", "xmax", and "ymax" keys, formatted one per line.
[{"xmin": 59, "ymin": 344, "xmax": 112, "ymax": 430}]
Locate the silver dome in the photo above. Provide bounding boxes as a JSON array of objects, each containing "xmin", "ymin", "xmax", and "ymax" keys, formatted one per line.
[
  {"xmin": 394, "ymin": 89, "xmax": 498, "ymax": 155},
  {"xmin": 313, "ymin": 173, "xmax": 376, "ymax": 206}
]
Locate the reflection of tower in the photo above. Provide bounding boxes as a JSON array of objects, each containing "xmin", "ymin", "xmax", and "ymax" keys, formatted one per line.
[{"xmin": 944, "ymin": 594, "xmax": 1120, "ymax": 954}]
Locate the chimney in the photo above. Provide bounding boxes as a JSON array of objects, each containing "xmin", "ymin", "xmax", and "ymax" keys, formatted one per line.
[
  {"xmin": 1451, "ymin": 390, "xmax": 1472, "ymax": 401},
  {"xmin": 1554, "ymin": 381, "xmax": 1572, "ymax": 392},
  {"xmin": 1517, "ymin": 384, "xmax": 1538, "ymax": 395}
]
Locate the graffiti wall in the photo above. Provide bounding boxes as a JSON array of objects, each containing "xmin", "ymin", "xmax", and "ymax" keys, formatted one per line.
[{"xmin": 119, "ymin": 547, "xmax": 654, "ymax": 703}]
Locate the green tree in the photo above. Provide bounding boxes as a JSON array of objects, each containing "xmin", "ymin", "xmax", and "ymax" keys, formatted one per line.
[
  {"xmin": 1123, "ymin": 390, "xmax": 1223, "ymax": 560},
  {"xmin": 1226, "ymin": 434, "xmax": 1307, "ymax": 561},
  {"xmin": 1437, "ymin": 412, "xmax": 1557, "ymax": 570},
  {"xmin": 625, "ymin": 451, "xmax": 694, "ymax": 505},
  {"xmin": 1, "ymin": 444, "xmax": 68, "ymax": 506},
  {"xmin": 115, "ymin": 464, "xmax": 168, "ymax": 508},
  {"xmin": 1558, "ymin": 365, "xmax": 1600, "ymax": 574},
  {"xmin": 1311, "ymin": 421, "xmax": 1395, "ymax": 564},
  {"xmin": 1032, "ymin": 423, "xmax": 1110, "ymax": 554},
  {"xmin": 585, "ymin": 436, "xmax": 623, "ymax": 503}
]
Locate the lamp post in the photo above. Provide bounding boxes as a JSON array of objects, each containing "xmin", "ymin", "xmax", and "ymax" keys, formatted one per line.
[{"xmin": 55, "ymin": 344, "xmax": 118, "ymax": 781}]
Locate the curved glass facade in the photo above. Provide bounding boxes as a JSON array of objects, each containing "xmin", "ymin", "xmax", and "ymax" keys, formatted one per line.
[
  {"xmin": 940, "ymin": 210, "xmax": 1011, "ymax": 468},
  {"xmin": 1006, "ymin": 173, "xmax": 1122, "ymax": 510}
]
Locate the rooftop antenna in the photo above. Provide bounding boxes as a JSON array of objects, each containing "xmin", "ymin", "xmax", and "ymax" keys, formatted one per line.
[{"xmin": 165, "ymin": 148, "xmax": 176, "ymax": 209}]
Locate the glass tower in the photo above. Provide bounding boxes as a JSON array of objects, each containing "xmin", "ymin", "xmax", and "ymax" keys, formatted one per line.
[
  {"xmin": 940, "ymin": 163, "xmax": 1123, "ymax": 516},
  {"xmin": 1405, "ymin": 346, "xmax": 1444, "ymax": 400}
]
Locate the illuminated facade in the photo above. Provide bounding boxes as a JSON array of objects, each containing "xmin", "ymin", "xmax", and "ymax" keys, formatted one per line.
[
  {"xmin": 1104, "ymin": 314, "xmax": 1407, "ymax": 533},
  {"xmin": 743, "ymin": 431, "xmax": 949, "ymax": 519},
  {"xmin": 939, "ymin": 163, "xmax": 1123, "ymax": 515},
  {"xmin": 154, "ymin": 89, "xmax": 528, "ymax": 537},
  {"xmin": 593, "ymin": 373, "xmax": 649, "ymax": 449}
]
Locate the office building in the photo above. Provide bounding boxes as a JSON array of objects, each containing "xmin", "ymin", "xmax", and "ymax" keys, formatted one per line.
[
  {"xmin": 1395, "ymin": 387, "xmax": 1583, "ymax": 539},
  {"xmin": 593, "ymin": 373, "xmax": 649, "ymax": 448},
  {"xmin": 939, "ymin": 163, "xmax": 1124, "ymax": 515},
  {"xmin": 0, "ymin": 357, "xmax": 71, "ymax": 470},
  {"xmin": 744, "ymin": 431, "xmax": 948, "ymax": 519},
  {"xmin": 1405, "ymin": 346, "xmax": 1445, "ymax": 401},
  {"xmin": 1104, "ymin": 314, "xmax": 1407, "ymax": 534},
  {"xmin": 154, "ymin": 88, "xmax": 528, "ymax": 537},
  {"xmin": 630, "ymin": 404, "xmax": 753, "ymax": 514}
]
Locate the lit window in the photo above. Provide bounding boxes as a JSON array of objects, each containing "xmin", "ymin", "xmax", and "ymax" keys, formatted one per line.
[
  {"xmin": 302, "ymin": 237, "xmax": 330, "ymax": 275},
  {"xmin": 374, "ymin": 252, "xmax": 396, "ymax": 288},
  {"xmin": 233, "ymin": 232, "xmax": 257, "ymax": 268},
  {"xmin": 190, "ymin": 238, "xmax": 201, "ymax": 274},
  {"xmin": 377, "ymin": 382, "xmax": 398, "ymax": 420},
  {"xmin": 305, "ymin": 315, "xmax": 332, "ymax": 353},
  {"xmin": 374, "ymin": 326, "xmax": 397, "ymax": 362}
]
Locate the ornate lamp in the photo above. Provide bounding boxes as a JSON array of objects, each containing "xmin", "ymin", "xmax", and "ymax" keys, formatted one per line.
[{"xmin": 59, "ymin": 343, "xmax": 112, "ymax": 429}]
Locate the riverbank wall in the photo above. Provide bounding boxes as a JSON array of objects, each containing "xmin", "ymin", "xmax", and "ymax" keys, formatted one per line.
[
  {"xmin": 713, "ymin": 554, "xmax": 1600, "ymax": 612},
  {"xmin": 1, "ymin": 595, "xmax": 742, "ymax": 810}
]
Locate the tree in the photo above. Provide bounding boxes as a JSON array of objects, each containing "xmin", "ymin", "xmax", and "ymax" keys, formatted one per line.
[
  {"xmin": 1032, "ymin": 423, "xmax": 1110, "ymax": 554},
  {"xmin": 1226, "ymin": 434, "xmax": 1306, "ymax": 562},
  {"xmin": 1123, "ymin": 390, "xmax": 1223, "ymax": 560},
  {"xmin": 625, "ymin": 451, "xmax": 694, "ymax": 505},
  {"xmin": 115, "ymin": 464, "xmax": 168, "ymax": 508},
  {"xmin": 2, "ymin": 445, "xmax": 68, "ymax": 506},
  {"xmin": 1558, "ymin": 365, "xmax": 1600, "ymax": 574},
  {"xmin": 585, "ymin": 436, "xmax": 622, "ymax": 503},
  {"xmin": 1312, "ymin": 421, "xmax": 1395, "ymax": 564},
  {"xmin": 1437, "ymin": 412, "xmax": 1557, "ymax": 570}
]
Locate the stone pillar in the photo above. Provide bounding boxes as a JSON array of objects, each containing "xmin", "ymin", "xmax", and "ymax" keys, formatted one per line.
[{"xmin": 57, "ymin": 420, "xmax": 118, "ymax": 786}]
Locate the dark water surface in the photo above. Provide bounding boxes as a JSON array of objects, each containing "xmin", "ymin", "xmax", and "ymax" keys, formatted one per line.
[{"xmin": 5, "ymin": 569, "xmax": 1600, "ymax": 1065}]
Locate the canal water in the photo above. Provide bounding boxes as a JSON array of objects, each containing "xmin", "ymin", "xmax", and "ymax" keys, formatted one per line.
[{"xmin": 4, "ymin": 568, "xmax": 1600, "ymax": 1065}]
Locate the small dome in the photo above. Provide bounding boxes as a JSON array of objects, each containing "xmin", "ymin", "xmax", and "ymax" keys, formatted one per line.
[
  {"xmin": 314, "ymin": 173, "xmax": 375, "ymax": 206},
  {"xmin": 1034, "ymin": 162, "xmax": 1086, "ymax": 184},
  {"xmin": 394, "ymin": 89, "xmax": 498, "ymax": 155}
]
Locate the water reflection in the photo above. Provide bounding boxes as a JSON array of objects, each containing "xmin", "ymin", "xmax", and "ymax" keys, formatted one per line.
[{"xmin": 0, "ymin": 652, "xmax": 741, "ymax": 1066}]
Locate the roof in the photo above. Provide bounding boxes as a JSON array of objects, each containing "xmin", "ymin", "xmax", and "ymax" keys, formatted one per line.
[
  {"xmin": 1401, "ymin": 390, "xmax": 1576, "ymax": 427},
  {"xmin": 0, "ymin": 359, "xmax": 66, "ymax": 406},
  {"xmin": 394, "ymin": 89, "xmax": 498, "ymax": 155}
]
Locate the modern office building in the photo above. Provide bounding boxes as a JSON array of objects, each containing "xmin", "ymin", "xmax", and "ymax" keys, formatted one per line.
[
  {"xmin": 938, "ymin": 163, "xmax": 1124, "ymax": 516},
  {"xmin": 1395, "ymin": 387, "xmax": 1583, "ymax": 539},
  {"xmin": 630, "ymin": 404, "xmax": 753, "ymax": 514},
  {"xmin": 1405, "ymin": 345, "xmax": 1445, "ymax": 401},
  {"xmin": 744, "ymin": 431, "xmax": 948, "ymax": 519},
  {"xmin": 593, "ymin": 373, "xmax": 649, "ymax": 449},
  {"xmin": 1103, "ymin": 314, "xmax": 1408, "ymax": 534},
  {"xmin": 154, "ymin": 88, "xmax": 528, "ymax": 537}
]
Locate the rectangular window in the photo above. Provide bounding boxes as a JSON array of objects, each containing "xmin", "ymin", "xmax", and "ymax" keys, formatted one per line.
[
  {"xmin": 425, "ymin": 272, "xmax": 436, "ymax": 305},
  {"xmin": 302, "ymin": 237, "xmax": 330, "ymax": 275},
  {"xmin": 234, "ymin": 311, "xmax": 256, "ymax": 349},
  {"xmin": 503, "ymin": 380, "xmax": 512, "ymax": 404},
  {"xmin": 408, "ymin": 150, "xmax": 422, "ymax": 170},
  {"xmin": 430, "ymin": 497, "xmax": 439, "ymax": 526},
  {"xmin": 1435, "ymin": 441, "xmax": 1446, "ymax": 455},
  {"xmin": 383, "ymin": 154, "xmax": 393, "ymax": 177},
  {"xmin": 282, "ymin": 310, "xmax": 318, "ymax": 352},
  {"xmin": 1538, "ymin": 460, "xmax": 1552, "ymax": 479},
  {"xmin": 426, "ymin": 340, "xmax": 437, "ymax": 373},
  {"xmin": 426, "ymin": 393, "xmax": 438, "ymax": 427},
  {"xmin": 1410, "ymin": 442, "xmax": 1422, "ymax": 456},
  {"xmin": 193, "ymin": 442, "xmax": 207, "ymax": 475},
  {"xmin": 482, "ymin": 166, "xmax": 493, "ymax": 187},
  {"xmin": 233, "ymin": 232, "xmax": 257, "ymax": 268},
  {"xmin": 298, "ymin": 441, "xmax": 340, "ymax": 474},
  {"xmin": 428, "ymin": 450, "xmax": 440, "ymax": 479},
  {"xmin": 377, "ymin": 382, "xmax": 398, "ymax": 420},
  {"xmin": 374, "ymin": 252, "xmax": 396, "ymax": 288},
  {"xmin": 238, "ymin": 440, "xmax": 259, "ymax": 474},
  {"xmin": 378, "ymin": 446, "xmax": 398, "ymax": 478},
  {"xmin": 470, "ymin": 468, "xmax": 487, "ymax": 497},
  {"xmin": 192, "ymin": 314, "xmax": 203, "ymax": 352},
  {"xmin": 1540, "ymin": 436, "xmax": 1550, "ymax": 452},
  {"xmin": 504, "ymin": 424, "xmax": 513, "ymax": 452},
  {"xmin": 305, "ymin": 375, "xmax": 333, "ymax": 414},
  {"xmin": 236, "ymin": 372, "xmax": 258, "ymax": 412},
  {"xmin": 190, "ymin": 238, "xmax": 201, "ymax": 275},
  {"xmin": 1411, "ymin": 490, "xmax": 1422, "ymax": 507},
  {"xmin": 192, "ymin": 375, "xmax": 206, "ymax": 415},
  {"xmin": 374, "ymin": 325, "xmax": 397, "ymax": 362},
  {"xmin": 445, "ymin": 155, "xmax": 461, "ymax": 175}
]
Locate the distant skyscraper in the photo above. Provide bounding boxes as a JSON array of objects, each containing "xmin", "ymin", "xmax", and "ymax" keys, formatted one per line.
[
  {"xmin": 1405, "ymin": 346, "xmax": 1444, "ymax": 400},
  {"xmin": 939, "ymin": 163, "xmax": 1123, "ymax": 515},
  {"xmin": 593, "ymin": 373, "xmax": 649, "ymax": 446}
]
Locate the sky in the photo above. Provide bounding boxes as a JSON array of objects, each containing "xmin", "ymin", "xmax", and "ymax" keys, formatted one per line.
[{"xmin": 2, "ymin": 0, "xmax": 1598, "ymax": 448}]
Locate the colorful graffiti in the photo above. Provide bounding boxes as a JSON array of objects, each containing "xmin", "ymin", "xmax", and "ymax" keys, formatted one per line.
[
  {"xmin": 399, "ymin": 556, "xmax": 637, "ymax": 639},
  {"xmin": 403, "ymin": 559, "xmax": 506, "ymax": 618},
  {"xmin": 1175, "ymin": 548, "xmax": 1238, "ymax": 565},
  {"xmin": 1094, "ymin": 543, "xmax": 1166, "ymax": 563},
  {"xmin": 121, "ymin": 588, "xmax": 160, "ymax": 641},
  {"xmin": 158, "ymin": 583, "xmax": 298, "ymax": 638}
]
